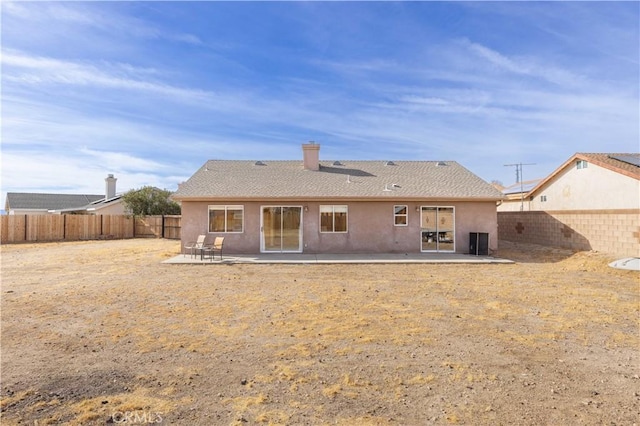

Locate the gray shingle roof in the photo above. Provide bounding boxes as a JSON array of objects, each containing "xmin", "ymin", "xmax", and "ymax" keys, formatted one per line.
[
  {"xmin": 6, "ymin": 193, "xmax": 105, "ymax": 211},
  {"xmin": 174, "ymin": 160, "xmax": 503, "ymax": 201}
]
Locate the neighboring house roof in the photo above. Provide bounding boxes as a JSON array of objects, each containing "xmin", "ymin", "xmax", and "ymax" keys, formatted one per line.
[
  {"xmin": 501, "ymin": 179, "xmax": 543, "ymax": 196},
  {"xmin": 60, "ymin": 195, "xmax": 124, "ymax": 213},
  {"xmin": 174, "ymin": 160, "xmax": 503, "ymax": 201},
  {"xmin": 5, "ymin": 193, "xmax": 105, "ymax": 212},
  {"xmin": 529, "ymin": 152, "xmax": 640, "ymax": 196}
]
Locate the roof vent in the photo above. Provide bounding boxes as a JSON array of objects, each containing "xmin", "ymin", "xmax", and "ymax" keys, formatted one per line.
[
  {"xmin": 436, "ymin": 161, "xmax": 448, "ymax": 166},
  {"xmin": 384, "ymin": 183, "xmax": 401, "ymax": 191},
  {"xmin": 385, "ymin": 161, "xmax": 396, "ymax": 166},
  {"xmin": 254, "ymin": 161, "xmax": 266, "ymax": 166},
  {"xmin": 333, "ymin": 161, "xmax": 344, "ymax": 166}
]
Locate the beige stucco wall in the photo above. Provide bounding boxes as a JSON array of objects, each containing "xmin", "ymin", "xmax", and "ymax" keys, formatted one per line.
[
  {"xmin": 92, "ymin": 201, "xmax": 125, "ymax": 215},
  {"xmin": 531, "ymin": 163, "xmax": 639, "ymax": 211},
  {"xmin": 498, "ymin": 197, "xmax": 532, "ymax": 212},
  {"xmin": 181, "ymin": 200, "xmax": 498, "ymax": 254},
  {"xmin": 8, "ymin": 209, "xmax": 49, "ymax": 215}
]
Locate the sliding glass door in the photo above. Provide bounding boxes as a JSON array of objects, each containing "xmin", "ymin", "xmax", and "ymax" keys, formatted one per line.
[
  {"xmin": 421, "ymin": 207, "xmax": 455, "ymax": 252},
  {"xmin": 261, "ymin": 206, "xmax": 302, "ymax": 252}
]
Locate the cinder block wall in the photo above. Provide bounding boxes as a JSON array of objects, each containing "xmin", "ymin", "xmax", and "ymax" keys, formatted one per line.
[{"xmin": 498, "ymin": 210, "xmax": 640, "ymax": 257}]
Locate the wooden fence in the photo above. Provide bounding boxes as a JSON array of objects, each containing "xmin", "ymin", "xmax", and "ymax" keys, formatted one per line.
[
  {"xmin": 0, "ymin": 214, "xmax": 181, "ymax": 244},
  {"xmin": 134, "ymin": 215, "xmax": 181, "ymax": 239}
]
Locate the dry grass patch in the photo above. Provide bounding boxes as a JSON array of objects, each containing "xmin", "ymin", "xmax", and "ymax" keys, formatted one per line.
[{"xmin": 1, "ymin": 239, "xmax": 638, "ymax": 425}]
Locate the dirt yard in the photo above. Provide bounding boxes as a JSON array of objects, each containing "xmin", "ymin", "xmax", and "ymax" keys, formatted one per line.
[{"xmin": 1, "ymin": 239, "xmax": 638, "ymax": 425}]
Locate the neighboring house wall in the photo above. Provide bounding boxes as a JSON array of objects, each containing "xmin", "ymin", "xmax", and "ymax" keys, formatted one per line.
[
  {"xmin": 497, "ymin": 179, "xmax": 542, "ymax": 212},
  {"xmin": 91, "ymin": 201, "xmax": 126, "ymax": 215},
  {"xmin": 498, "ymin": 197, "xmax": 530, "ymax": 212},
  {"xmin": 8, "ymin": 209, "xmax": 49, "ymax": 215},
  {"xmin": 499, "ymin": 210, "xmax": 640, "ymax": 257},
  {"xmin": 181, "ymin": 200, "xmax": 498, "ymax": 254},
  {"xmin": 529, "ymin": 161, "xmax": 639, "ymax": 211}
]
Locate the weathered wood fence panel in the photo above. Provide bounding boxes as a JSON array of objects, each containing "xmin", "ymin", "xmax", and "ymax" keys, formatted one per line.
[
  {"xmin": 162, "ymin": 215, "xmax": 181, "ymax": 240},
  {"xmin": 1, "ymin": 215, "xmax": 26, "ymax": 243},
  {"xmin": 0, "ymin": 215, "xmax": 137, "ymax": 243},
  {"xmin": 65, "ymin": 215, "xmax": 99, "ymax": 241},
  {"xmin": 1, "ymin": 214, "xmax": 179, "ymax": 243},
  {"xmin": 135, "ymin": 216, "xmax": 162, "ymax": 238},
  {"xmin": 134, "ymin": 215, "xmax": 181, "ymax": 239},
  {"xmin": 27, "ymin": 215, "xmax": 65, "ymax": 241},
  {"xmin": 102, "ymin": 215, "xmax": 136, "ymax": 239}
]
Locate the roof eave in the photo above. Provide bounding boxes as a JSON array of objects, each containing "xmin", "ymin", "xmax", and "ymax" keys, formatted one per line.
[{"xmin": 174, "ymin": 195, "xmax": 503, "ymax": 203}]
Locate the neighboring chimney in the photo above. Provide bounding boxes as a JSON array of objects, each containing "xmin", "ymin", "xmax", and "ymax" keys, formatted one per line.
[
  {"xmin": 302, "ymin": 142, "xmax": 320, "ymax": 171},
  {"xmin": 105, "ymin": 174, "xmax": 117, "ymax": 199}
]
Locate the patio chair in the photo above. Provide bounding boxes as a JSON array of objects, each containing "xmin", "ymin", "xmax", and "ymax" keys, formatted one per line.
[
  {"xmin": 204, "ymin": 236, "xmax": 225, "ymax": 261},
  {"xmin": 184, "ymin": 234, "xmax": 206, "ymax": 258}
]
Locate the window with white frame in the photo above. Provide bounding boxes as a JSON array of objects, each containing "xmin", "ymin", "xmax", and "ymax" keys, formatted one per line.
[
  {"xmin": 577, "ymin": 160, "xmax": 588, "ymax": 169},
  {"xmin": 540, "ymin": 195, "xmax": 547, "ymax": 202},
  {"xmin": 209, "ymin": 205, "xmax": 244, "ymax": 233},
  {"xmin": 320, "ymin": 205, "xmax": 348, "ymax": 233},
  {"xmin": 394, "ymin": 205, "xmax": 408, "ymax": 226}
]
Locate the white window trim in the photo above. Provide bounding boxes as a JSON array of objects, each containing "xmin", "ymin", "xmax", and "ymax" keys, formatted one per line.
[
  {"xmin": 208, "ymin": 205, "xmax": 244, "ymax": 233},
  {"xmin": 394, "ymin": 205, "xmax": 408, "ymax": 227},
  {"xmin": 319, "ymin": 205, "xmax": 348, "ymax": 233}
]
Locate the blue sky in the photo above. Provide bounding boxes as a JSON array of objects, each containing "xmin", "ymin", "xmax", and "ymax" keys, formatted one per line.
[{"xmin": 2, "ymin": 1, "xmax": 638, "ymax": 204}]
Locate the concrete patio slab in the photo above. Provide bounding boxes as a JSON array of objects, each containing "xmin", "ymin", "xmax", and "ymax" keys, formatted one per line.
[{"xmin": 163, "ymin": 252, "xmax": 514, "ymax": 265}]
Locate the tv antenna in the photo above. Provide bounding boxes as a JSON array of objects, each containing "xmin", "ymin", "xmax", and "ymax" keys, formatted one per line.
[{"xmin": 504, "ymin": 162, "xmax": 536, "ymax": 211}]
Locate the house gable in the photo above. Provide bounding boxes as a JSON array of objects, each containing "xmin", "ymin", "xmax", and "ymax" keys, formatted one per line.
[{"xmin": 527, "ymin": 153, "xmax": 639, "ymax": 211}]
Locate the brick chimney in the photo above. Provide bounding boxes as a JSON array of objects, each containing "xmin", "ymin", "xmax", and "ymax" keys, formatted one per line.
[
  {"xmin": 105, "ymin": 174, "xmax": 117, "ymax": 199},
  {"xmin": 302, "ymin": 142, "xmax": 320, "ymax": 171}
]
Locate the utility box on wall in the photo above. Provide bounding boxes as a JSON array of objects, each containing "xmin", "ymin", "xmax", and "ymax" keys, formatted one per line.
[{"xmin": 469, "ymin": 232, "xmax": 489, "ymax": 255}]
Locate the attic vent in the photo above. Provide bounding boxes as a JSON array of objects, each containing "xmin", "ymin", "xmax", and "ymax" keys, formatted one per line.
[
  {"xmin": 254, "ymin": 161, "xmax": 266, "ymax": 166},
  {"xmin": 385, "ymin": 161, "xmax": 396, "ymax": 166},
  {"xmin": 436, "ymin": 161, "xmax": 448, "ymax": 166},
  {"xmin": 332, "ymin": 161, "xmax": 344, "ymax": 166}
]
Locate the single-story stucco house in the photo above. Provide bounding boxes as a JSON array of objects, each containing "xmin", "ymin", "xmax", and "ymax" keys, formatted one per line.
[
  {"xmin": 5, "ymin": 174, "xmax": 125, "ymax": 215},
  {"xmin": 173, "ymin": 143, "xmax": 504, "ymax": 255}
]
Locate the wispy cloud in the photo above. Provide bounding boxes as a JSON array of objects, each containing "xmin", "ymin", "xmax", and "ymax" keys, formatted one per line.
[
  {"xmin": 2, "ymin": 50, "xmax": 213, "ymax": 102},
  {"xmin": 459, "ymin": 39, "xmax": 587, "ymax": 88},
  {"xmin": 3, "ymin": 1, "xmax": 203, "ymax": 46},
  {"xmin": 1, "ymin": 1, "xmax": 637, "ymax": 200}
]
